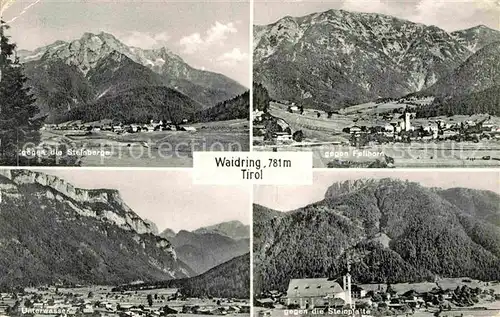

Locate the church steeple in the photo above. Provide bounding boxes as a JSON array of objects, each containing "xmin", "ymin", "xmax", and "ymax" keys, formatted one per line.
[{"xmin": 342, "ymin": 256, "xmax": 353, "ymax": 309}]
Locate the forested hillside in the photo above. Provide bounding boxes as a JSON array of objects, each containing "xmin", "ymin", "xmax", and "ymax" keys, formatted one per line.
[
  {"xmin": 416, "ymin": 42, "xmax": 500, "ymax": 117},
  {"xmin": 253, "ymin": 179, "xmax": 500, "ymax": 294},
  {"xmin": 57, "ymin": 86, "xmax": 202, "ymax": 124},
  {"xmin": 253, "ymin": 83, "xmax": 271, "ymax": 112},
  {"xmin": 114, "ymin": 253, "xmax": 250, "ymax": 299},
  {"xmin": 193, "ymin": 90, "xmax": 249, "ymax": 122}
]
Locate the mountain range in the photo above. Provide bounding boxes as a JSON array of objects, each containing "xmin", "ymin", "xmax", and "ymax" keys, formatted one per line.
[
  {"xmin": 253, "ymin": 178, "xmax": 500, "ymax": 294},
  {"xmin": 0, "ymin": 169, "xmax": 195, "ymax": 290},
  {"xmin": 19, "ymin": 32, "xmax": 247, "ymax": 123},
  {"xmin": 254, "ymin": 9, "xmax": 500, "ymax": 111},
  {"xmin": 160, "ymin": 221, "xmax": 250, "ymax": 274}
]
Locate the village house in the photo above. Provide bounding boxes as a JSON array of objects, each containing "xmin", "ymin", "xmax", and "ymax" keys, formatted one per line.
[
  {"xmin": 483, "ymin": 121, "xmax": 495, "ymax": 131},
  {"xmin": 274, "ymin": 132, "xmax": 292, "ymax": 142},
  {"xmin": 253, "ymin": 110, "xmax": 265, "ymax": 122},
  {"xmin": 350, "ymin": 126, "xmax": 362, "ymax": 134},
  {"xmin": 255, "ymin": 298, "xmax": 275, "ymax": 308},
  {"xmin": 384, "ymin": 124, "xmax": 395, "ymax": 133},
  {"xmin": 351, "ymin": 285, "xmax": 366, "ymax": 299},
  {"xmin": 285, "ymin": 274, "xmax": 353, "ymax": 309}
]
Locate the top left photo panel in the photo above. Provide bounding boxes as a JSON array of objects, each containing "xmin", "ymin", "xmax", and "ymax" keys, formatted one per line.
[{"xmin": 0, "ymin": 0, "xmax": 250, "ymax": 167}]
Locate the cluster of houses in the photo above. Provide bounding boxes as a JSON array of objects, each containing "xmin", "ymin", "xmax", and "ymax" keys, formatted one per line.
[
  {"xmin": 0, "ymin": 287, "xmax": 249, "ymax": 317},
  {"xmin": 42, "ymin": 119, "xmax": 197, "ymax": 134},
  {"xmin": 255, "ymin": 275, "xmax": 500, "ymax": 316},
  {"xmin": 344, "ymin": 113, "xmax": 500, "ymax": 143},
  {"xmin": 252, "ymin": 111, "xmax": 293, "ymax": 144},
  {"xmin": 254, "ymin": 100, "xmax": 500, "ymax": 146}
]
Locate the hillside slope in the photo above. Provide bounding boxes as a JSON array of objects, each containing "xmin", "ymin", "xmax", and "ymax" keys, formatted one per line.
[
  {"xmin": 451, "ymin": 25, "xmax": 500, "ymax": 53},
  {"xmin": 416, "ymin": 42, "xmax": 500, "ymax": 116},
  {"xmin": 253, "ymin": 179, "xmax": 500, "ymax": 294},
  {"xmin": 193, "ymin": 91, "xmax": 250, "ymax": 123},
  {"xmin": 0, "ymin": 170, "xmax": 194, "ymax": 290},
  {"xmin": 114, "ymin": 253, "xmax": 250, "ymax": 299},
  {"xmin": 58, "ymin": 86, "xmax": 202, "ymax": 124},
  {"xmin": 424, "ymin": 42, "xmax": 500, "ymax": 98}
]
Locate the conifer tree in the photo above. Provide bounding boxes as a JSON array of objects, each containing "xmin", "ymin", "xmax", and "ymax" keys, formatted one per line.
[{"xmin": 0, "ymin": 20, "xmax": 43, "ymax": 165}]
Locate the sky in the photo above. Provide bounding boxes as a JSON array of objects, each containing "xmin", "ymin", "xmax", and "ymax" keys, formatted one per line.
[
  {"xmin": 1, "ymin": 0, "xmax": 250, "ymax": 86},
  {"xmin": 35, "ymin": 169, "xmax": 251, "ymax": 233},
  {"xmin": 254, "ymin": 170, "xmax": 500, "ymax": 211},
  {"xmin": 254, "ymin": 0, "xmax": 500, "ymax": 32}
]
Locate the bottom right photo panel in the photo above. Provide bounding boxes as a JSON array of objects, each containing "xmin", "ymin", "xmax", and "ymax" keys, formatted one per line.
[{"xmin": 253, "ymin": 170, "xmax": 500, "ymax": 317}]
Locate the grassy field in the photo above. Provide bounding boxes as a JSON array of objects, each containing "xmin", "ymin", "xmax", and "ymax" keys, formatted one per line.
[
  {"xmin": 256, "ymin": 103, "xmax": 500, "ymax": 168},
  {"xmin": 39, "ymin": 119, "xmax": 249, "ymax": 167}
]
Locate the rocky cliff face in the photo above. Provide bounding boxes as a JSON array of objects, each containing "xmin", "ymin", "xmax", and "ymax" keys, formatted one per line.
[
  {"xmin": 0, "ymin": 169, "xmax": 154, "ymax": 234},
  {"xmin": 0, "ymin": 169, "xmax": 193, "ymax": 288},
  {"xmin": 254, "ymin": 9, "xmax": 500, "ymax": 109},
  {"xmin": 324, "ymin": 178, "xmax": 379, "ymax": 199}
]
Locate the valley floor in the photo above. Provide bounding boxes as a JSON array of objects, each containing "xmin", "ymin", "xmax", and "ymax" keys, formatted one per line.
[
  {"xmin": 254, "ymin": 103, "xmax": 500, "ymax": 168},
  {"xmin": 39, "ymin": 119, "xmax": 249, "ymax": 167},
  {"xmin": 0, "ymin": 285, "xmax": 250, "ymax": 317}
]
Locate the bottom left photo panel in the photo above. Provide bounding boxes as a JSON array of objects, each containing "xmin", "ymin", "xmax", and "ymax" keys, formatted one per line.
[{"xmin": 0, "ymin": 169, "xmax": 251, "ymax": 316}]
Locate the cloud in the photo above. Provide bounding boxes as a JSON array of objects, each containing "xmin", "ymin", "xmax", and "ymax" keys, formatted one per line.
[
  {"xmin": 179, "ymin": 21, "xmax": 238, "ymax": 54},
  {"xmin": 338, "ymin": 0, "xmax": 499, "ymax": 31},
  {"xmin": 216, "ymin": 47, "xmax": 248, "ymax": 67},
  {"xmin": 341, "ymin": 0, "xmax": 392, "ymax": 15},
  {"xmin": 119, "ymin": 31, "xmax": 171, "ymax": 49},
  {"xmin": 178, "ymin": 33, "xmax": 204, "ymax": 54},
  {"xmin": 410, "ymin": 0, "xmax": 500, "ymax": 31}
]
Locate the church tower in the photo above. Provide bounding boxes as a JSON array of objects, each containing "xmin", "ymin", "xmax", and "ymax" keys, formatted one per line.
[{"xmin": 342, "ymin": 259, "xmax": 353, "ymax": 308}]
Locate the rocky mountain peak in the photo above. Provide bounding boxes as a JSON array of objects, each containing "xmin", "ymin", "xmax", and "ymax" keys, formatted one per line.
[
  {"xmin": 160, "ymin": 228, "xmax": 177, "ymax": 239},
  {"xmin": 324, "ymin": 178, "xmax": 378, "ymax": 199},
  {"xmin": 194, "ymin": 220, "xmax": 250, "ymax": 240},
  {"xmin": 0, "ymin": 169, "xmax": 155, "ymax": 235},
  {"xmin": 450, "ymin": 24, "xmax": 500, "ymax": 53}
]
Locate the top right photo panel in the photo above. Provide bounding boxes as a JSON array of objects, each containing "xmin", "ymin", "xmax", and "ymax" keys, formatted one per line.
[{"xmin": 252, "ymin": 0, "xmax": 500, "ymax": 168}]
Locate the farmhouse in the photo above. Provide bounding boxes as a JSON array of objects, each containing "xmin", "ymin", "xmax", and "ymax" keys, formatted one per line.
[
  {"xmin": 285, "ymin": 275, "xmax": 353, "ymax": 309},
  {"xmin": 274, "ymin": 132, "xmax": 292, "ymax": 142},
  {"xmin": 350, "ymin": 126, "xmax": 362, "ymax": 134}
]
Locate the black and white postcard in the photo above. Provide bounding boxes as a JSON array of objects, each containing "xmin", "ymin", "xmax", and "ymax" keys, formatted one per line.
[
  {"xmin": 0, "ymin": 169, "xmax": 251, "ymax": 315},
  {"xmin": 253, "ymin": 0, "xmax": 500, "ymax": 168},
  {"xmin": 0, "ymin": 0, "xmax": 250, "ymax": 167},
  {"xmin": 253, "ymin": 170, "xmax": 500, "ymax": 316}
]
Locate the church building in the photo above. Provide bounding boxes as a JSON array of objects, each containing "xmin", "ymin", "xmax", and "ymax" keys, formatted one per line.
[{"xmin": 285, "ymin": 272, "xmax": 353, "ymax": 309}]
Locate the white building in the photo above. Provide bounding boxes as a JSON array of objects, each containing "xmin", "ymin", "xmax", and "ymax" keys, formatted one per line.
[{"xmin": 285, "ymin": 273, "xmax": 353, "ymax": 309}]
